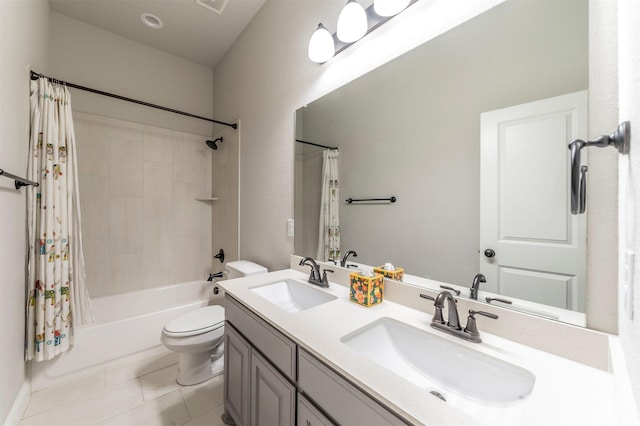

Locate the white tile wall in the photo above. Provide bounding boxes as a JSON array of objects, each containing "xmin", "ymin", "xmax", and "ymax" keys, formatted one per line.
[
  {"xmin": 211, "ymin": 127, "xmax": 239, "ymax": 265},
  {"xmin": 75, "ymin": 112, "xmax": 214, "ymax": 297}
]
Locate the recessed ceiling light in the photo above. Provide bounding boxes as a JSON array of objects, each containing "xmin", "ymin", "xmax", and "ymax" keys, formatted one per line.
[{"xmin": 140, "ymin": 13, "xmax": 163, "ymax": 29}]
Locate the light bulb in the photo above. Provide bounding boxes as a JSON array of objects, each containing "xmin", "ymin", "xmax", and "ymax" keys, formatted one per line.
[
  {"xmin": 308, "ymin": 23, "xmax": 335, "ymax": 63},
  {"xmin": 373, "ymin": 0, "xmax": 411, "ymax": 17},
  {"xmin": 337, "ymin": 0, "xmax": 367, "ymax": 43}
]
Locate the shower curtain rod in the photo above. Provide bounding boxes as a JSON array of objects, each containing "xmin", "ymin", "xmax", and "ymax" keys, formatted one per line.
[
  {"xmin": 295, "ymin": 139, "xmax": 338, "ymax": 150},
  {"xmin": 30, "ymin": 71, "xmax": 237, "ymax": 130}
]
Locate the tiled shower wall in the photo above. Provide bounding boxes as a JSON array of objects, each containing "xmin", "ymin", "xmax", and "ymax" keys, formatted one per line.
[
  {"xmin": 74, "ymin": 112, "xmax": 213, "ymax": 297},
  {"xmin": 210, "ymin": 126, "xmax": 240, "ymax": 270}
]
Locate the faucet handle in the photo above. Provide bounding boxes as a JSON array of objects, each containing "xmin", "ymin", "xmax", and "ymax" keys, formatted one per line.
[
  {"xmin": 485, "ymin": 297, "xmax": 513, "ymax": 305},
  {"xmin": 470, "ymin": 310, "xmax": 498, "ymax": 320},
  {"xmin": 463, "ymin": 310, "xmax": 498, "ymax": 342},
  {"xmin": 420, "ymin": 294, "xmax": 445, "ymax": 324},
  {"xmin": 419, "ymin": 293, "xmax": 435, "ymax": 302},
  {"xmin": 321, "ymin": 269, "xmax": 334, "ymax": 285}
]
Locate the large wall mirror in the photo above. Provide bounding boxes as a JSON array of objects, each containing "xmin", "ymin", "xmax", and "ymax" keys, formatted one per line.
[{"xmin": 294, "ymin": 0, "xmax": 588, "ymax": 325}]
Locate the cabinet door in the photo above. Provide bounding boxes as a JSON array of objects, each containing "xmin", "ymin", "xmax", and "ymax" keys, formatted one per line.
[
  {"xmin": 298, "ymin": 394, "xmax": 336, "ymax": 426},
  {"xmin": 250, "ymin": 351, "xmax": 295, "ymax": 426},
  {"xmin": 225, "ymin": 324, "xmax": 251, "ymax": 426}
]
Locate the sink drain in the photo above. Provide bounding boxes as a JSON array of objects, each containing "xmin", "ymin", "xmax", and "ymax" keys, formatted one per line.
[{"xmin": 430, "ymin": 390, "xmax": 446, "ymax": 402}]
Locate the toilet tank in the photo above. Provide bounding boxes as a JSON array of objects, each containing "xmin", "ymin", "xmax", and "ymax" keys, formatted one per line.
[{"xmin": 225, "ymin": 260, "xmax": 268, "ymax": 279}]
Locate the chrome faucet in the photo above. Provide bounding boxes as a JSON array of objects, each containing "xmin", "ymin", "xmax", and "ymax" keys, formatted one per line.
[
  {"xmin": 340, "ymin": 250, "xmax": 358, "ymax": 267},
  {"xmin": 469, "ymin": 273, "xmax": 486, "ymax": 300},
  {"xmin": 420, "ymin": 290, "xmax": 498, "ymax": 343},
  {"xmin": 299, "ymin": 257, "xmax": 333, "ymax": 288}
]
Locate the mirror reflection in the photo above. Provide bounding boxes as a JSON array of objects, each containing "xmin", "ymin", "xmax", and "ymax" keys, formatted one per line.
[{"xmin": 294, "ymin": 0, "xmax": 588, "ymax": 323}]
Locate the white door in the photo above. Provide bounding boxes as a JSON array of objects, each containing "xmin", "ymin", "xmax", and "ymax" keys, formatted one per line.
[{"xmin": 480, "ymin": 91, "xmax": 587, "ymax": 311}]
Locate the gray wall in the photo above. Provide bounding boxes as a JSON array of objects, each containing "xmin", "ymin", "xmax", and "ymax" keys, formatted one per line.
[
  {"xmin": 0, "ymin": 1, "xmax": 49, "ymax": 423},
  {"xmin": 49, "ymin": 12, "xmax": 215, "ymax": 137}
]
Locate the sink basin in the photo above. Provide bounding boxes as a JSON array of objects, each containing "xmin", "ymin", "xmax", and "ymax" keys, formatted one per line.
[
  {"xmin": 341, "ymin": 317, "xmax": 535, "ymax": 406},
  {"xmin": 250, "ymin": 279, "xmax": 337, "ymax": 313}
]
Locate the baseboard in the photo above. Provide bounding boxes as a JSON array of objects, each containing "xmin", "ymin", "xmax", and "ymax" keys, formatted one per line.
[{"xmin": 3, "ymin": 381, "xmax": 30, "ymax": 426}]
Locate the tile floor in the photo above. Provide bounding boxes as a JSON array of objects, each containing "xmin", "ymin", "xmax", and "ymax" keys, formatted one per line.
[{"xmin": 20, "ymin": 357, "xmax": 225, "ymax": 426}]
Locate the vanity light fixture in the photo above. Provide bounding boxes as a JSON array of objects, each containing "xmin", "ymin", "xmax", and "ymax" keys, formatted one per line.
[
  {"xmin": 140, "ymin": 12, "xmax": 163, "ymax": 29},
  {"xmin": 337, "ymin": 0, "xmax": 368, "ymax": 43},
  {"xmin": 308, "ymin": 0, "xmax": 419, "ymax": 64},
  {"xmin": 308, "ymin": 23, "xmax": 336, "ymax": 63},
  {"xmin": 374, "ymin": 0, "xmax": 411, "ymax": 17}
]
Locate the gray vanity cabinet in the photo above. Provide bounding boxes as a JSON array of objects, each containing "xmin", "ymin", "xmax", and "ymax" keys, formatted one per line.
[
  {"xmin": 250, "ymin": 351, "xmax": 296, "ymax": 426},
  {"xmin": 224, "ymin": 294, "xmax": 406, "ymax": 426}
]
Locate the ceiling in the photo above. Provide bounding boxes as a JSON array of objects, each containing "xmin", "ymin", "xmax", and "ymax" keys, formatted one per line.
[{"xmin": 49, "ymin": 0, "xmax": 267, "ymax": 69}]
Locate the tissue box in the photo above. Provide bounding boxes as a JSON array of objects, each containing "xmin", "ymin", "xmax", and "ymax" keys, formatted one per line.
[
  {"xmin": 350, "ymin": 272, "xmax": 384, "ymax": 307},
  {"xmin": 374, "ymin": 266, "xmax": 404, "ymax": 281}
]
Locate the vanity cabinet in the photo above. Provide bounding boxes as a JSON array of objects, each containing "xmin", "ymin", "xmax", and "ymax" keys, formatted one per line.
[{"xmin": 224, "ymin": 294, "xmax": 406, "ymax": 426}]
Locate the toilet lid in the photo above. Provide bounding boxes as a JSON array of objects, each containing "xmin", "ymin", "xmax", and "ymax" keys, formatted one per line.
[{"xmin": 163, "ymin": 305, "xmax": 225, "ymax": 337}]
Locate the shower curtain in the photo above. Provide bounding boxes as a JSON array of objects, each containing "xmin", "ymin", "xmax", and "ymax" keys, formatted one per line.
[
  {"xmin": 26, "ymin": 76, "xmax": 94, "ymax": 362},
  {"xmin": 316, "ymin": 150, "xmax": 340, "ymax": 262}
]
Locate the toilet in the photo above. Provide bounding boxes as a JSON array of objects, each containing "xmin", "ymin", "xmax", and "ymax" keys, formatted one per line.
[{"xmin": 161, "ymin": 260, "xmax": 268, "ymax": 385}]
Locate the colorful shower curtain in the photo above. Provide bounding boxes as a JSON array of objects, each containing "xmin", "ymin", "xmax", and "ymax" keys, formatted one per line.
[
  {"xmin": 26, "ymin": 76, "xmax": 94, "ymax": 362},
  {"xmin": 316, "ymin": 149, "xmax": 340, "ymax": 263}
]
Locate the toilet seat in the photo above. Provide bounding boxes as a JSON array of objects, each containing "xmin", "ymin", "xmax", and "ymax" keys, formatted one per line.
[{"xmin": 163, "ymin": 305, "xmax": 225, "ymax": 337}]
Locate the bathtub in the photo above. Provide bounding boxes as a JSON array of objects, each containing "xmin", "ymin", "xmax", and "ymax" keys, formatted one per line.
[{"xmin": 31, "ymin": 280, "xmax": 221, "ymax": 390}]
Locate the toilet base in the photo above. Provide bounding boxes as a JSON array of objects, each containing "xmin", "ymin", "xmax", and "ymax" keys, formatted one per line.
[{"xmin": 177, "ymin": 352, "xmax": 224, "ymax": 386}]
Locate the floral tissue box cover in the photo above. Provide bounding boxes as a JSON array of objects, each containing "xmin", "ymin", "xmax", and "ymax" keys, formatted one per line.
[
  {"xmin": 373, "ymin": 266, "xmax": 404, "ymax": 281},
  {"xmin": 350, "ymin": 272, "xmax": 384, "ymax": 307}
]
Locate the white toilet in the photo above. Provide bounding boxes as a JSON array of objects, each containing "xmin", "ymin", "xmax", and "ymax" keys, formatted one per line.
[{"xmin": 161, "ymin": 260, "xmax": 268, "ymax": 386}]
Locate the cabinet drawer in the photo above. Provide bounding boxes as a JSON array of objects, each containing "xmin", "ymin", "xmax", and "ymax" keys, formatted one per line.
[
  {"xmin": 297, "ymin": 394, "xmax": 336, "ymax": 426},
  {"xmin": 225, "ymin": 295, "xmax": 297, "ymax": 380},
  {"xmin": 298, "ymin": 349, "xmax": 405, "ymax": 425}
]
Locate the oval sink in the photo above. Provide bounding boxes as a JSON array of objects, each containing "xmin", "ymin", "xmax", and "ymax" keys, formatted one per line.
[
  {"xmin": 250, "ymin": 279, "xmax": 337, "ymax": 313},
  {"xmin": 341, "ymin": 317, "xmax": 535, "ymax": 406}
]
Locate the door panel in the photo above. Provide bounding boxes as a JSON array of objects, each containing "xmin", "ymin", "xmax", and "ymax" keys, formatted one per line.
[
  {"xmin": 480, "ymin": 91, "xmax": 587, "ymax": 311},
  {"xmin": 498, "ymin": 267, "xmax": 575, "ymax": 309}
]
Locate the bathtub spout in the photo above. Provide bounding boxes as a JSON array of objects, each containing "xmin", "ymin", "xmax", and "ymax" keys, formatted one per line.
[{"xmin": 208, "ymin": 271, "xmax": 228, "ymax": 281}]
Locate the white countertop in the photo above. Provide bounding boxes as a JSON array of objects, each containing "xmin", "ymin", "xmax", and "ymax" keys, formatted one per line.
[{"xmin": 218, "ymin": 269, "xmax": 623, "ymax": 426}]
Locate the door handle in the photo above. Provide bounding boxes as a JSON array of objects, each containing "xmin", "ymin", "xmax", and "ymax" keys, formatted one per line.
[{"xmin": 484, "ymin": 249, "xmax": 495, "ymax": 258}]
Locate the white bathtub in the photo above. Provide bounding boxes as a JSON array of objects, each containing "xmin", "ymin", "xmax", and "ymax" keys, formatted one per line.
[{"xmin": 31, "ymin": 281, "xmax": 221, "ymax": 390}]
